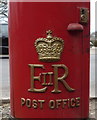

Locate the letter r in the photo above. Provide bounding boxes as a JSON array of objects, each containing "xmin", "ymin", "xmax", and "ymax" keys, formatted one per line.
[{"xmin": 52, "ymin": 64, "xmax": 75, "ymax": 93}]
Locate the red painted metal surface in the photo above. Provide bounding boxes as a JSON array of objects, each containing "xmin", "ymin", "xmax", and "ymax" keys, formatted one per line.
[
  {"xmin": 67, "ymin": 23, "xmax": 84, "ymax": 31},
  {"xmin": 9, "ymin": 2, "xmax": 90, "ymax": 118}
]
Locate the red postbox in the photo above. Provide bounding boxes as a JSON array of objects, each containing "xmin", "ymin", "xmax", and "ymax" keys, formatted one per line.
[{"xmin": 9, "ymin": 1, "xmax": 90, "ymax": 119}]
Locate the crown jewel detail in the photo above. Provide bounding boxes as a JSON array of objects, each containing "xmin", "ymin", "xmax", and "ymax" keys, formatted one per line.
[{"xmin": 35, "ymin": 30, "xmax": 64, "ymax": 62}]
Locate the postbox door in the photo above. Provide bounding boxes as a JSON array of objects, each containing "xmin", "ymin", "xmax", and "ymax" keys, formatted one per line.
[{"xmin": 9, "ymin": 2, "xmax": 90, "ymax": 118}]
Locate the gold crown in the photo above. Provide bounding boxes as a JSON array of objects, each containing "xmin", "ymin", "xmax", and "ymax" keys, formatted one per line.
[{"xmin": 35, "ymin": 30, "xmax": 64, "ymax": 62}]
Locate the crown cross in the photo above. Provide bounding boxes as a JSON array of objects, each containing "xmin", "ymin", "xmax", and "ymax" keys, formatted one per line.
[{"xmin": 46, "ymin": 30, "xmax": 53, "ymax": 39}]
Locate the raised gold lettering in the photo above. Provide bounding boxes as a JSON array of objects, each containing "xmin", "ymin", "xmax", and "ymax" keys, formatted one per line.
[
  {"xmin": 49, "ymin": 100, "xmax": 55, "ymax": 109},
  {"xmin": 32, "ymin": 99, "xmax": 38, "ymax": 109},
  {"xmin": 52, "ymin": 64, "xmax": 75, "ymax": 93},
  {"xmin": 48, "ymin": 72, "xmax": 53, "ymax": 85},
  {"xmin": 26, "ymin": 99, "xmax": 31, "ymax": 108},
  {"xmin": 42, "ymin": 73, "xmax": 48, "ymax": 86},
  {"xmin": 21, "ymin": 97, "xmax": 80, "ymax": 109},
  {"xmin": 28, "ymin": 64, "xmax": 47, "ymax": 93},
  {"xmin": 76, "ymin": 97, "xmax": 80, "ymax": 107},
  {"xmin": 67, "ymin": 99, "xmax": 70, "ymax": 108},
  {"xmin": 56, "ymin": 99, "xmax": 62, "ymax": 108},
  {"xmin": 38, "ymin": 100, "xmax": 45, "ymax": 109},
  {"xmin": 70, "ymin": 98, "xmax": 76, "ymax": 107},
  {"xmin": 21, "ymin": 98, "xmax": 25, "ymax": 106},
  {"xmin": 62, "ymin": 99, "xmax": 67, "ymax": 108}
]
